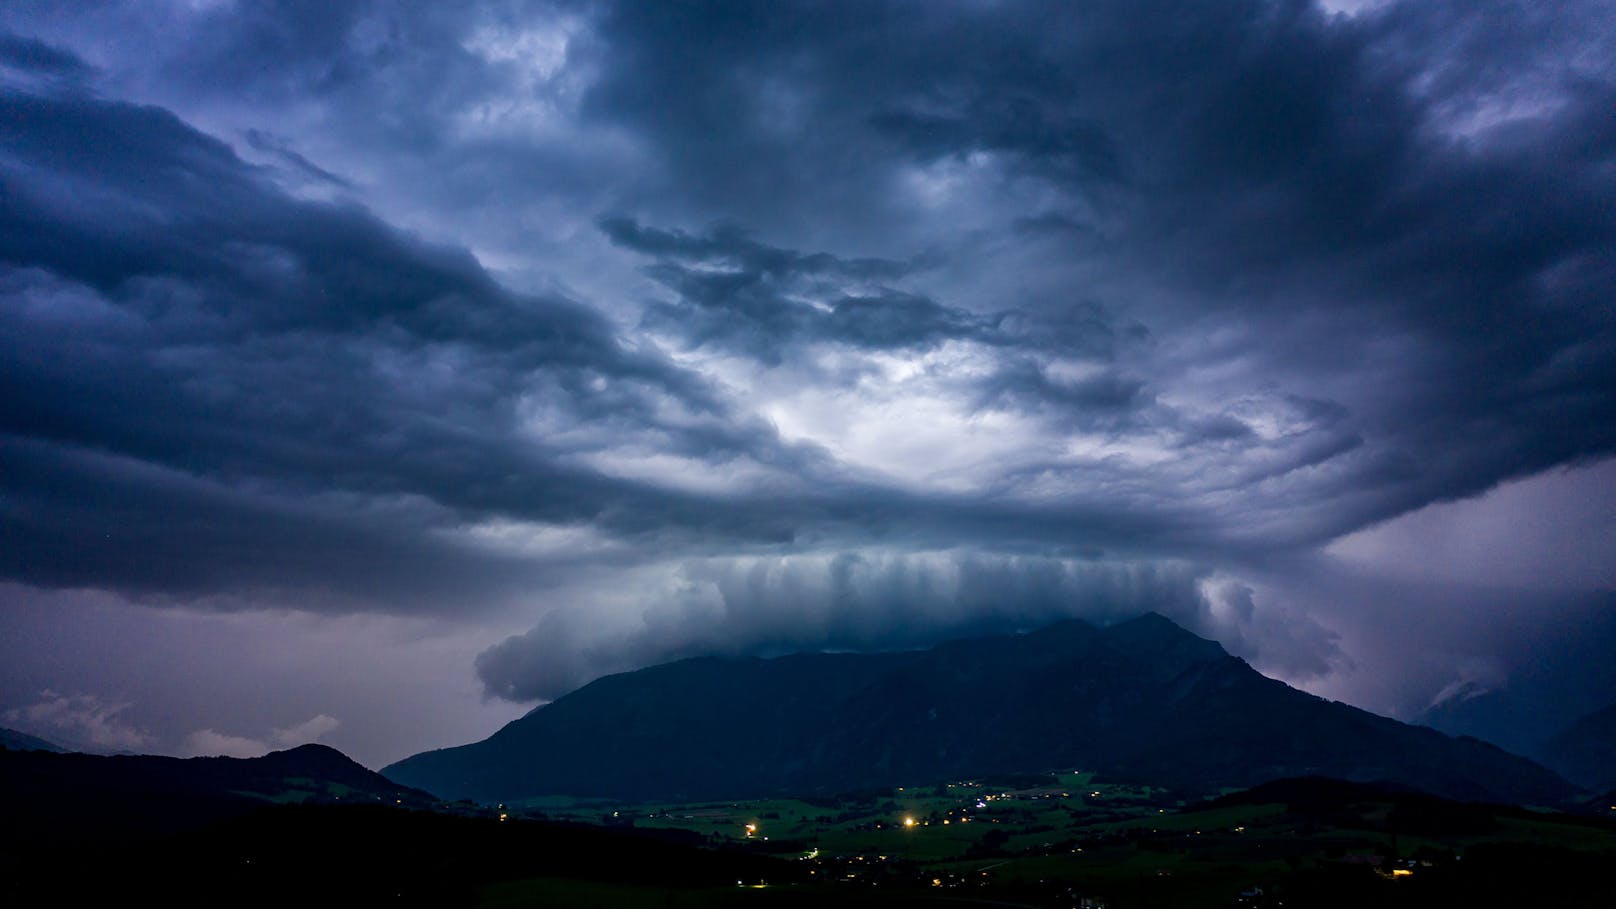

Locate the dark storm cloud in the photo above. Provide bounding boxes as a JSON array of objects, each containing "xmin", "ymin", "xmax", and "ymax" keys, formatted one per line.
[
  {"xmin": 972, "ymin": 359, "xmax": 1147, "ymax": 424},
  {"xmin": 0, "ymin": 0, "xmax": 1612, "ymax": 730},
  {"xmin": 869, "ymin": 98, "xmax": 1125, "ymax": 188},
  {"xmin": 604, "ymin": 216, "xmax": 985, "ymax": 360},
  {"xmin": 601, "ymin": 216, "xmax": 1138, "ymax": 357},
  {"xmin": 599, "ymin": 217, "xmax": 912, "ymax": 283},
  {"xmin": 0, "ymin": 30, "xmax": 94, "ymax": 80},
  {"xmin": 0, "ymin": 79, "xmax": 854, "ymax": 604},
  {"xmin": 604, "ymin": 215, "xmax": 1154, "ymax": 432},
  {"xmin": 473, "ymin": 0, "xmax": 1614, "ymax": 699},
  {"xmin": 0, "ymin": 78, "xmax": 1212, "ymax": 607},
  {"xmin": 243, "ymin": 129, "xmax": 354, "ymax": 189},
  {"xmin": 579, "ymin": 0, "xmax": 1616, "ymax": 517}
]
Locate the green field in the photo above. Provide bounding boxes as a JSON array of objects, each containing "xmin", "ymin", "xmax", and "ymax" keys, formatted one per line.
[{"xmin": 484, "ymin": 772, "xmax": 1616, "ymax": 908}]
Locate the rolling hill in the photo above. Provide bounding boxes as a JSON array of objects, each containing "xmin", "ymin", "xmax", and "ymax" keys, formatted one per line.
[{"xmin": 0, "ymin": 742, "xmax": 437, "ymax": 846}]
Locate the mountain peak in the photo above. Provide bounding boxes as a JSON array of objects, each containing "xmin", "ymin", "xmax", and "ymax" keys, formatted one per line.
[
  {"xmin": 1107, "ymin": 610, "xmax": 1198, "ymax": 636},
  {"xmin": 264, "ymin": 742, "xmax": 352, "ymax": 762},
  {"xmin": 1102, "ymin": 612, "xmax": 1229, "ymax": 662},
  {"xmin": 244, "ymin": 742, "xmax": 414, "ymax": 788}
]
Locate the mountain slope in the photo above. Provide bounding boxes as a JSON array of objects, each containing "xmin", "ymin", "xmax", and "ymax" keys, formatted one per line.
[
  {"xmin": 385, "ymin": 614, "xmax": 1572, "ymax": 805},
  {"xmin": 0, "ymin": 726, "xmax": 65, "ymax": 753},
  {"xmin": 1540, "ymin": 701, "xmax": 1616, "ymax": 790},
  {"xmin": 1416, "ymin": 685, "xmax": 1560, "ymax": 757}
]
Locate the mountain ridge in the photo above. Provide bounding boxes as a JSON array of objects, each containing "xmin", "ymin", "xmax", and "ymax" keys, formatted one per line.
[
  {"xmin": 1, "ymin": 740, "xmax": 441, "ymax": 849},
  {"xmin": 386, "ymin": 613, "xmax": 1572, "ymax": 806}
]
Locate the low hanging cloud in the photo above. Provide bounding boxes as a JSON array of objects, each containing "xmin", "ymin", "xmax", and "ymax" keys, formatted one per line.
[
  {"xmin": 183, "ymin": 713, "xmax": 340, "ymax": 759},
  {"xmin": 3, "ymin": 690, "xmax": 154, "ymax": 753},
  {"xmin": 475, "ymin": 551, "xmax": 1344, "ymax": 702}
]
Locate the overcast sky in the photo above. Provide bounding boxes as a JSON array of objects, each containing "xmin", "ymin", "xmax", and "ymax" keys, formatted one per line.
[{"xmin": 1, "ymin": 0, "xmax": 1613, "ymax": 768}]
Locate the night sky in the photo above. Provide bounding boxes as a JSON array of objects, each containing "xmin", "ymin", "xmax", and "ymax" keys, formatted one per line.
[{"xmin": 1, "ymin": 0, "xmax": 1613, "ymax": 768}]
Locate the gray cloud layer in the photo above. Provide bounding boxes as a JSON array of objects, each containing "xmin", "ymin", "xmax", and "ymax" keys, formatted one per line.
[{"xmin": 1, "ymin": 1, "xmax": 1613, "ymax": 744}]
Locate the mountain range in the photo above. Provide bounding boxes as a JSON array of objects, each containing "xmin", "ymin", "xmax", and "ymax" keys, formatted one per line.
[{"xmin": 384, "ymin": 613, "xmax": 1574, "ymax": 805}]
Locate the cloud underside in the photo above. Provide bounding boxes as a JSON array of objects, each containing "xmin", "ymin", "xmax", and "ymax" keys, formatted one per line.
[{"xmin": 0, "ymin": 0, "xmax": 1612, "ymax": 708}]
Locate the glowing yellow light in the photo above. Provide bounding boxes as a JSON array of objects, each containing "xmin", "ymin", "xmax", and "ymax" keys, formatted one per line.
[
  {"xmin": 932, "ymin": 878, "xmax": 942, "ymax": 887},
  {"xmin": 904, "ymin": 816, "xmax": 917, "ymax": 827},
  {"xmin": 942, "ymin": 819, "xmax": 950, "ymax": 825},
  {"xmin": 1392, "ymin": 869, "xmax": 1413, "ymax": 878}
]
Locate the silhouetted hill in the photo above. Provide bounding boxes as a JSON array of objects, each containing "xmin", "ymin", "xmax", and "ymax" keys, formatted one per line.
[
  {"xmin": 0, "ymin": 743, "xmax": 795, "ymax": 907},
  {"xmin": 385, "ymin": 614, "xmax": 1573, "ymax": 805},
  {"xmin": 1540, "ymin": 701, "xmax": 1616, "ymax": 790},
  {"xmin": 0, "ymin": 726, "xmax": 64, "ymax": 753},
  {"xmin": 2, "ymin": 799, "xmax": 791, "ymax": 907},
  {"xmin": 0, "ymin": 743, "xmax": 436, "ymax": 846}
]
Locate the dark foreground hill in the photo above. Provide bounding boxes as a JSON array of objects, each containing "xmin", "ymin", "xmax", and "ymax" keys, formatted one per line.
[
  {"xmin": 2, "ymin": 797, "xmax": 789, "ymax": 908},
  {"xmin": 0, "ymin": 742, "xmax": 436, "ymax": 845},
  {"xmin": 0, "ymin": 743, "xmax": 792, "ymax": 907},
  {"xmin": 385, "ymin": 614, "xmax": 1572, "ymax": 805}
]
